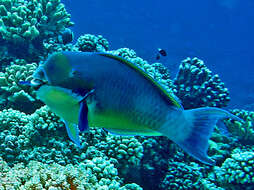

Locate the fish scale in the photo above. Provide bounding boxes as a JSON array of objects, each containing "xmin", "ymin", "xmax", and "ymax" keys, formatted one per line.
[
  {"xmin": 94, "ymin": 63, "xmax": 169, "ymax": 129},
  {"xmin": 88, "ymin": 70, "xmax": 169, "ymax": 134}
]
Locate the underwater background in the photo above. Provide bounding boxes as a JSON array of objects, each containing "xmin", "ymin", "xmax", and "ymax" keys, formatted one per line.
[
  {"xmin": 64, "ymin": 0, "xmax": 254, "ymax": 110},
  {"xmin": 0, "ymin": 0, "xmax": 254, "ymax": 189}
]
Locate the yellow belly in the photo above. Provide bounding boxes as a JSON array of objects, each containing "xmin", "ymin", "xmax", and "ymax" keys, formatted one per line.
[
  {"xmin": 88, "ymin": 109, "xmax": 162, "ymax": 136},
  {"xmin": 36, "ymin": 85, "xmax": 80, "ymax": 124},
  {"xmin": 37, "ymin": 85, "xmax": 162, "ymax": 136}
]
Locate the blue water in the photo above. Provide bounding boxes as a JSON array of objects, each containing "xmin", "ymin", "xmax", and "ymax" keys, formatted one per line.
[{"xmin": 63, "ymin": 0, "xmax": 254, "ymax": 109}]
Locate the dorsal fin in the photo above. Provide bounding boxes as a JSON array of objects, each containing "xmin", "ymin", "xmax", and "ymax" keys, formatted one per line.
[{"xmin": 99, "ymin": 53, "xmax": 182, "ymax": 108}]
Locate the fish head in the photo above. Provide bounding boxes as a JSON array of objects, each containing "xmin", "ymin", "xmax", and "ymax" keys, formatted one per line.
[
  {"xmin": 28, "ymin": 52, "xmax": 96, "ymax": 101},
  {"xmin": 30, "ymin": 52, "xmax": 87, "ymax": 90},
  {"xmin": 37, "ymin": 52, "xmax": 73, "ymax": 86},
  {"xmin": 28, "ymin": 64, "xmax": 48, "ymax": 90}
]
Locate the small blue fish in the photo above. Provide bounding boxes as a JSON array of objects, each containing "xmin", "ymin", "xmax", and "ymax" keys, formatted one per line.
[{"xmin": 24, "ymin": 51, "xmax": 241, "ymax": 165}]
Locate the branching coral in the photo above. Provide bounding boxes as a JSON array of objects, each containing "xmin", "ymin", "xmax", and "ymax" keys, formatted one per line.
[
  {"xmin": 224, "ymin": 109, "xmax": 254, "ymax": 143},
  {"xmin": 0, "ymin": 107, "xmax": 80, "ymax": 166},
  {"xmin": 0, "ymin": 13, "xmax": 249, "ymax": 189},
  {"xmin": 75, "ymin": 34, "xmax": 109, "ymax": 52},
  {"xmin": 0, "ymin": 59, "xmax": 41, "ymax": 112},
  {"xmin": 103, "ymin": 135, "xmax": 144, "ymax": 176},
  {"xmin": 159, "ymin": 161, "xmax": 204, "ymax": 190},
  {"xmin": 173, "ymin": 57, "xmax": 230, "ymax": 109},
  {"xmin": 0, "ymin": 108, "xmax": 32, "ymax": 164},
  {"xmin": 207, "ymin": 126, "xmax": 239, "ymax": 165},
  {"xmin": 0, "ymin": 0, "xmax": 73, "ymax": 60},
  {"xmin": 43, "ymin": 36, "xmax": 77, "ymax": 54},
  {"xmin": 214, "ymin": 151, "xmax": 254, "ymax": 189},
  {"xmin": 0, "ymin": 105, "xmax": 145, "ymax": 182},
  {"xmin": 0, "ymin": 156, "xmax": 142, "ymax": 189}
]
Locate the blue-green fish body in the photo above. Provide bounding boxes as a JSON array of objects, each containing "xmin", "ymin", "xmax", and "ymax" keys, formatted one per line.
[{"xmin": 31, "ymin": 51, "xmax": 240, "ymax": 165}]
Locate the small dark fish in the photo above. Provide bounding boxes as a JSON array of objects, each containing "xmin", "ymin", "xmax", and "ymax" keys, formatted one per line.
[
  {"xmin": 158, "ymin": 48, "xmax": 167, "ymax": 56},
  {"xmin": 156, "ymin": 48, "xmax": 167, "ymax": 60},
  {"xmin": 58, "ymin": 28, "xmax": 74, "ymax": 44}
]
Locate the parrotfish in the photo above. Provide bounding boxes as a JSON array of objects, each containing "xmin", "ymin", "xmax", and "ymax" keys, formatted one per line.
[{"xmin": 24, "ymin": 51, "xmax": 241, "ymax": 165}]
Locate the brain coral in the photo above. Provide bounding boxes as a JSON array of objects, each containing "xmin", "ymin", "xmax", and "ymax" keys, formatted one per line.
[{"xmin": 173, "ymin": 57, "xmax": 230, "ymax": 109}]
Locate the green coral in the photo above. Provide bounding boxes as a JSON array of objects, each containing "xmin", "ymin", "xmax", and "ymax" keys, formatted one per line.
[
  {"xmin": 0, "ymin": 0, "xmax": 73, "ymax": 41},
  {"xmin": 159, "ymin": 161, "xmax": 204, "ymax": 190},
  {"xmin": 0, "ymin": 59, "xmax": 41, "ymax": 112},
  {"xmin": 0, "ymin": 108, "xmax": 33, "ymax": 164},
  {"xmin": 174, "ymin": 57, "xmax": 230, "ymax": 109},
  {"xmin": 75, "ymin": 34, "xmax": 109, "ymax": 52},
  {"xmin": 224, "ymin": 109, "xmax": 254, "ymax": 143},
  {"xmin": 43, "ymin": 36, "xmax": 78, "ymax": 53},
  {"xmin": 0, "ymin": 107, "xmax": 78, "ymax": 166},
  {"xmin": 0, "ymin": 106, "xmax": 145, "ymax": 188},
  {"xmin": 214, "ymin": 151, "xmax": 254, "ymax": 189},
  {"xmin": 0, "ymin": 0, "xmax": 73, "ymax": 60},
  {"xmin": 0, "ymin": 106, "xmax": 145, "ymax": 183},
  {"xmin": 103, "ymin": 135, "xmax": 144, "ymax": 176},
  {"xmin": 208, "ymin": 127, "xmax": 238, "ymax": 164},
  {"xmin": 0, "ymin": 156, "xmax": 142, "ymax": 190}
]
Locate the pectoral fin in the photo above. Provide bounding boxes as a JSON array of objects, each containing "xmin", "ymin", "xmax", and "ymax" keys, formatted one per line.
[
  {"xmin": 78, "ymin": 89, "xmax": 95, "ymax": 132},
  {"xmin": 78, "ymin": 102, "xmax": 89, "ymax": 132},
  {"xmin": 64, "ymin": 121, "xmax": 81, "ymax": 148}
]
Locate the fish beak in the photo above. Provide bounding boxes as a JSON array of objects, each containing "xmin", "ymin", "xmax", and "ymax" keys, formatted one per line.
[
  {"xmin": 31, "ymin": 78, "xmax": 47, "ymax": 90},
  {"xmin": 19, "ymin": 78, "xmax": 47, "ymax": 90}
]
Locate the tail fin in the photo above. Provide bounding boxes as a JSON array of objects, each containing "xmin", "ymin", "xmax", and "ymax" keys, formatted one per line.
[{"xmin": 174, "ymin": 107, "xmax": 241, "ymax": 165}]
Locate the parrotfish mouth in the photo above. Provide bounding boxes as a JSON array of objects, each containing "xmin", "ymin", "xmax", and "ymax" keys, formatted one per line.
[{"xmin": 19, "ymin": 79, "xmax": 47, "ymax": 90}]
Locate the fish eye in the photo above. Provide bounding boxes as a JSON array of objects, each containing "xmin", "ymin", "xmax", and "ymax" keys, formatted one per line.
[{"xmin": 33, "ymin": 65, "xmax": 45, "ymax": 78}]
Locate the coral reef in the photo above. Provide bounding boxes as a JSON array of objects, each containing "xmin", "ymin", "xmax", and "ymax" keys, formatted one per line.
[
  {"xmin": 75, "ymin": 34, "xmax": 109, "ymax": 52},
  {"xmin": 213, "ymin": 151, "xmax": 254, "ymax": 189},
  {"xmin": 159, "ymin": 161, "xmax": 204, "ymax": 190},
  {"xmin": 136, "ymin": 136, "xmax": 175, "ymax": 188},
  {"xmin": 103, "ymin": 136, "xmax": 144, "ymax": 174},
  {"xmin": 0, "ymin": 156, "xmax": 142, "ymax": 190},
  {"xmin": 0, "ymin": 0, "xmax": 73, "ymax": 60},
  {"xmin": 173, "ymin": 57, "xmax": 230, "ymax": 109},
  {"xmin": 0, "ymin": 106, "xmax": 80, "ymax": 166},
  {"xmin": 0, "ymin": 106, "xmax": 144, "ymax": 188},
  {"xmin": 0, "ymin": 3, "xmax": 252, "ymax": 188},
  {"xmin": 43, "ymin": 36, "xmax": 77, "ymax": 54},
  {"xmin": 224, "ymin": 109, "xmax": 254, "ymax": 143},
  {"xmin": 0, "ymin": 59, "xmax": 42, "ymax": 112}
]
